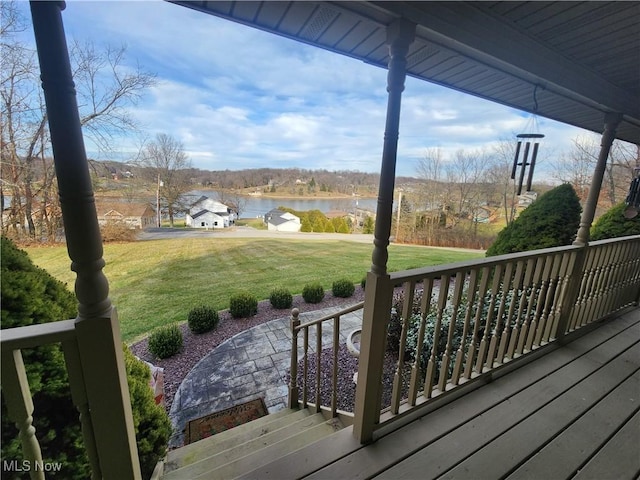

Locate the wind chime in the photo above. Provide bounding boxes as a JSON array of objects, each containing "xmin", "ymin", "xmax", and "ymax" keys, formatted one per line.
[
  {"xmin": 511, "ymin": 85, "xmax": 544, "ymax": 195},
  {"xmin": 623, "ymin": 167, "xmax": 640, "ymax": 219}
]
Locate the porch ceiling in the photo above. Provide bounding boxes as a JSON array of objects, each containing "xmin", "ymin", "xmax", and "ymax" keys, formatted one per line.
[{"xmin": 170, "ymin": 1, "xmax": 640, "ymax": 144}]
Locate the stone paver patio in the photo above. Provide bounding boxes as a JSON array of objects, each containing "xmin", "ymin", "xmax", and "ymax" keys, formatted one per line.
[{"xmin": 168, "ymin": 306, "xmax": 363, "ymax": 447}]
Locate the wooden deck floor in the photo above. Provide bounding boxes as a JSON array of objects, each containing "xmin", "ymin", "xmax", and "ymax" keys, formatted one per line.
[{"xmin": 241, "ymin": 307, "xmax": 640, "ymax": 480}]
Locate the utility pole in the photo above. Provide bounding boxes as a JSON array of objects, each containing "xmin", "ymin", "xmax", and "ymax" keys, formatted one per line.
[
  {"xmin": 156, "ymin": 174, "xmax": 161, "ymax": 227},
  {"xmin": 395, "ymin": 189, "xmax": 402, "ymax": 242}
]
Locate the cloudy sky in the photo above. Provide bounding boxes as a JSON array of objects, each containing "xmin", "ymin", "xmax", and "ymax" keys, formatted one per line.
[{"xmin": 20, "ymin": 1, "xmax": 599, "ymax": 178}]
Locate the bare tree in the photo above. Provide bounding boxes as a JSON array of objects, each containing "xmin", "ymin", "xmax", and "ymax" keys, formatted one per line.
[
  {"xmin": 415, "ymin": 148, "xmax": 447, "ymax": 244},
  {"xmin": 1, "ymin": 6, "xmax": 46, "ymax": 238},
  {"xmin": 487, "ymin": 139, "xmax": 519, "ymax": 226},
  {"xmin": 216, "ymin": 190, "xmax": 248, "ymax": 220},
  {"xmin": 553, "ymin": 136, "xmax": 637, "ymax": 208},
  {"xmin": 445, "ymin": 148, "xmax": 490, "ymax": 230},
  {"xmin": 553, "ymin": 136, "xmax": 599, "ymax": 203},
  {"xmin": 72, "ymin": 40, "xmax": 155, "ymax": 151},
  {"xmin": 140, "ymin": 133, "xmax": 192, "ymax": 227},
  {"xmin": 1, "ymin": 1, "xmax": 155, "ymax": 240},
  {"xmin": 415, "ymin": 147, "xmax": 492, "ymax": 246}
]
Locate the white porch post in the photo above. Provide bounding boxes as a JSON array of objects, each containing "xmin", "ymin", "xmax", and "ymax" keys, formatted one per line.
[
  {"xmin": 555, "ymin": 112, "xmax": 623, "ymax": 338},
  {"xmin": 29, "ymin": 2, "xmax": 141, "ymax": 478},
  {"xmin": 353, "ymin": 18, "xmax": 415, "ymax": 444}
]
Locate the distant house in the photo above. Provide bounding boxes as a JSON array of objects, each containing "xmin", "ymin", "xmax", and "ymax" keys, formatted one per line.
[
  {"xmin": 518, "ymin": 191, "xmax": 538, "ymax": 207},
  {"xmin": 472, "ymin": 206, "xmax": 493, "ymax": 224},
  {"xmin": 96, "ymin": 202, "xmax": 155, "ymax": 229},
  {"xmin": 264, "ymin": 209, "xmax": 301, "ymax": 232},
  {"xmin": 186, "ymin": 196, "xmax": 236, "ymax": 229}
]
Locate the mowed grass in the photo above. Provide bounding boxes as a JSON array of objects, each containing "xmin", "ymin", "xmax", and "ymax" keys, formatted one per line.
[{"xmin": 25, "ymin": 238, "xmax": 483, "ymax": 343}]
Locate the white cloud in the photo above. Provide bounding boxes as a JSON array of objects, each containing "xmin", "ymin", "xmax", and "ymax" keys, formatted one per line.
[{"xmin": 21, "ymin": 1, "xmax": 597, "ymax": 177}]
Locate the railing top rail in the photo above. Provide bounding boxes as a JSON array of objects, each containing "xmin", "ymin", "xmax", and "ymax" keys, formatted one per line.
[
  {"xmin": 389, "ymin": 244, "xmax": 581, "ymax": 283},
  {"xmin": 1, "ymin": 319, "xmax": 76, "ymax": 351},
  {"xmin": 294, "ymin": 301, "xmax": 365, "ymax": 332},
  {"xmin": 588, "ymin": 234, "xmax": 640, "ymax": 247}
]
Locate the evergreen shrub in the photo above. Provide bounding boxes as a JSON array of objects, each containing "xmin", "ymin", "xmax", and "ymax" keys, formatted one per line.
[
  {"xmin": 123, "ymin": 346, "xmax": 172, "ymax": 479},
  {"xmin": 269, "ymin": 287, "xmax": 293, "ymax": 309},
  {"xmin": 229, "ymin": 291, "xmax": 258, "ymax": 318},
  {"xmin": 486, "ymin": 183, "xmax": 581, "ymax": 256},
  {"xmin": 302, "ymin": 283, "xmax": 325, "ymax": 304},
  {"xmin": 1, "ymin": 237, "xmax": 171, "ymax": 479},
  {"xmin": 187, "ymin": 305, "xmax": 219, "ymax": 334},
  {"xmin": 332, "ymin": 278, "xmax": 355, "ymax": 298},
  {"xmin": 148, "ymin": 324, "xmax": 183, "ymax": 359},
  {"xmin": 590, "ymin": 202, "xmax": 640, "ymax": 240},
  {"xmin": 1, "ymin": 237, "xmax": 88, "ymax": 479}
]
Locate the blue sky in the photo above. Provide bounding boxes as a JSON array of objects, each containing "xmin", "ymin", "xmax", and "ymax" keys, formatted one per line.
[{"xmin": 20, "ymin": 1, "xmax": 598, "ymax": 178}]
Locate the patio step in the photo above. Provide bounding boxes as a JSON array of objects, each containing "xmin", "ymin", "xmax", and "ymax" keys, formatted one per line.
[{"xmin": 162, "ymin": 409, "xmax": 344, "ymax": 479}]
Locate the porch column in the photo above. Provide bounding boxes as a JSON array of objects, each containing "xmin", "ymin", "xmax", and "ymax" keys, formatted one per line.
[
  {"xmin": 574, "ymin": 112, "xmax": 623, "ymax": 246},
  {"xmin": 29, "ymin": 2, "xmax": 141, "ymax": 478},
  {"xmin": 555, "ymin": 112, "xmax": 622, "ymax": 338},
  {"xmin": 353, "ymin": 18, "xmax": 415, "ymax": 444}
]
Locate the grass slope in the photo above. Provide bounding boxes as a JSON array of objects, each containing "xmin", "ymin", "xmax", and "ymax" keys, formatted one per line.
[{"xmin": 25, "ymin": 238, "xmax": 482, "ymax": 343}]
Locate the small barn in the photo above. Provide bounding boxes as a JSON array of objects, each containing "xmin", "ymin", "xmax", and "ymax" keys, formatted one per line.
[{"xmin": 264, "ymin": 209, "xmax": 301, "ymax": 232}]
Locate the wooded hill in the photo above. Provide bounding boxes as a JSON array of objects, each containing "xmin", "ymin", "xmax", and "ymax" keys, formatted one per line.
[{"xmin": 90, "ymin": 160, "xmax": 422, "ymax": 197}]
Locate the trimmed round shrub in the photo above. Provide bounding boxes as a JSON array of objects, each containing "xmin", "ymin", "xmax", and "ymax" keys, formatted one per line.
[
  {"xmin": 332, "ymin": 278, "xmax": 355, "ymax": 298},
  {"xmin": 229, "ymin": 291, "xmax": 258, "ymax": 318},
  {"xmin": 148, "ymin": 324, "xmax": 183, "ymax": 359},
  {"xmin": 187, "ymin": 305, "xmax": 219, "ymax": 334},
  {"xmin": 270, "ymin": 287, "xmax": 293, "ymax": 309},
  {"xmin": 302, "ymin": 282, "xmax": 325, "ymax": 304}
]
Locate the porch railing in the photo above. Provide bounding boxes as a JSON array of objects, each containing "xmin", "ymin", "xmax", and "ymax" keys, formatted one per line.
[
  {"xmin": 288, "ymin": 302, "xmax": 364, "ymax": 421},
  {"xmin": 285, "ymin": 236, "xmax": 639, "ymax": 441},
  {"xmin": 0, "ymin": 310, "xmax": 141, "ymax": 479},
  {"xmin": 1, "ymin": 320, "xmax": 101, "ymax": 479},
  {"xmin": 368, "ymin": 235, "xmax": 640, "ymax": 437}
]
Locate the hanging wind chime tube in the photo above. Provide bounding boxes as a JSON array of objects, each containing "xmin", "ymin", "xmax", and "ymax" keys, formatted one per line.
[
  {"xmin": 511, "ymin": 133, "xmax": 544, "ymax": 195},
  {"xmin": 623, "ymin": 167, "xmax": 640, "ymax": 219},
  {"xmin": 511, "ymin": 84, "xmax": 545, "ymax": 196}
]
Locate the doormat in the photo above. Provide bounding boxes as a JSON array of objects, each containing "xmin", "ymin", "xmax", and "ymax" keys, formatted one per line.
[{"xmin": 185, "ymin": 397, "xmax": 268, "ymax": 444}]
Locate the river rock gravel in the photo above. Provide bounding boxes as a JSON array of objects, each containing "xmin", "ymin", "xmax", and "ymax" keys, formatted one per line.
[{"xmin": 130, "ymin": 287, "xmax": 366, "ymax": 413}]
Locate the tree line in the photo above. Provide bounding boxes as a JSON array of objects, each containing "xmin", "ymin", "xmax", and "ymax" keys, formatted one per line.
[{"xmin": 390, "ymin": 141, "xmax": 639, "ymax": 249}]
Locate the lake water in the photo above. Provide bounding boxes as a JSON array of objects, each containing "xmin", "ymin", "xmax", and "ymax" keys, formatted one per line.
[{"xmin": 189, "ymin": 190, "xmax": 378, "ymax": 219}]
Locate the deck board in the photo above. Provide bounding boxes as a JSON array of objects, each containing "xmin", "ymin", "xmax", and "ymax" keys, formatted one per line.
[
  {"xmin": 572, "ymin": 410, "xmax": 640, "ymax": 480},
  {"xmin": 377, "ymin": 331, "xmax": 640, "ymax": 479},
  {"xmin": 506, "ymin": 375, "xmax": 639, "ymax": 479},
  {"xmin": 439, "ymin": 350, "xmax": 639, "ymax": 479},
  {"xmin": 297, "ymin": 309, "xmax": 640, "ymax": 479},
  {"xmin": 302, "ymin": 309, "xmax": 640, "ymax": 480}
]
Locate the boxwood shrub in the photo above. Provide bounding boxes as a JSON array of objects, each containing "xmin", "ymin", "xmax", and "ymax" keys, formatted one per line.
[
  {"xmin": 332, "ymin": 278, "xmax": 355, "ymax": 298},
  {"xmin": 302, "ymin": 282, "xmax": 325, "ymax": 304},
  {"xmin": 269, "ymin": 287, "xmax": 293, "ymax": 309},
  {"xmin": 229, "ymin": 291, "xmax": 258, "ymax": 318},
  {"xmin": 187, "ymin": 305, "xmax": 219, "ymax": 334},
  {"xmin": 148, "ymin": 324, "xmax": 183, "ymax": 359}
]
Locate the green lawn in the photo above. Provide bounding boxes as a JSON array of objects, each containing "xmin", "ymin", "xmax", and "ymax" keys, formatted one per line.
[{"xmin": 25, "ymin": 238, "xmax": 483, "ymax": 343}]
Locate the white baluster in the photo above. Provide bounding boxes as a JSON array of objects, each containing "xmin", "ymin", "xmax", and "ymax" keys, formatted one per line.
[{"xmin": 1, "ymin": 349, "xmax": 45, "ymax": 480}]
